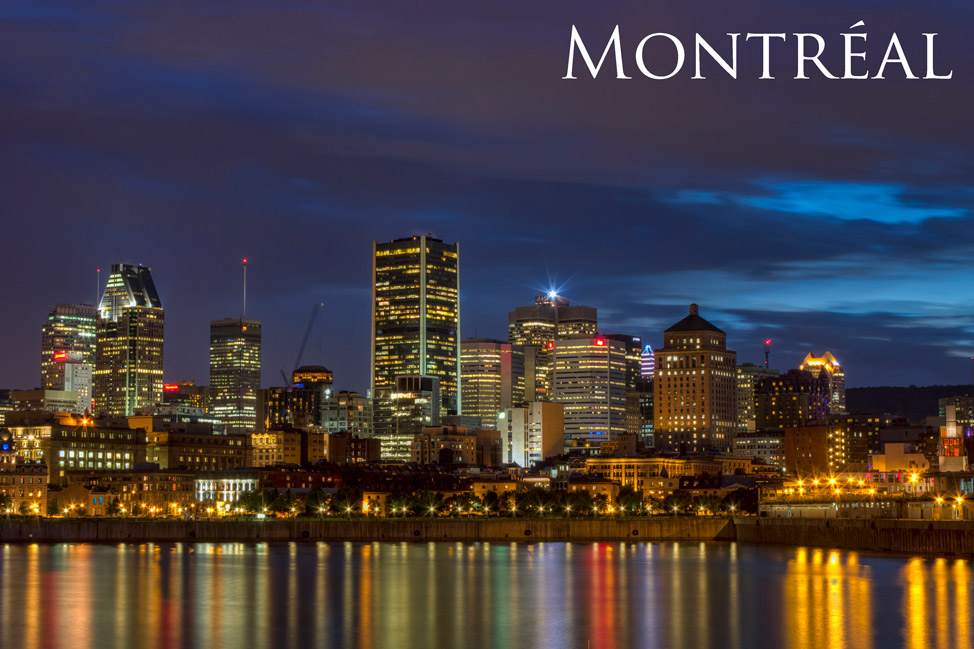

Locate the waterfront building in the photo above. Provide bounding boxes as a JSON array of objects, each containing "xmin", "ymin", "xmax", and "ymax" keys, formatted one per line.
[
  {"xmin": 799, "ymin": 351, "xmax": 846, "ymax": 414},
  {"xmin": 0, "ymin": 430, "xmax": 48, "ymax": 514},
  {"xmin": 508, "ymin": 294, "xmax": 597, "ymax": 400},
  {"xmin": 209, "ymin": 318, "xmax": 261, "ymax": 434},
  {"xmin": 732, "ymin": 430, "xmax": 785, "ymax": 467},
  {"xmin": 371, "ymin": 235, "xmax": 460, "ymax": 414},
  {"xmin": 552, "ymin": 335, "xmax": 627, "ymax": 452},
  {"xmin": 654, "ymin": 304, "xmax": 738, "ymax": 453},
  {"xmin": 737, "ymin": 363, "xmax": 779, "ymax": 431},
  {"xmin": 4, "ymin": 411, "xmax": 146, "ymax": 486},
  {"xmin": 496, "ymin": 401, "xmax": 565, "ymax": 467},
  {"xmin": 460, "ymin": 338, "xmax": 525, "ymax": 428},
  {"xmin": 40, "ymin": 304, "xmax": 96, "ymax": 392},
  {"xmin": 93, "ymin": 264, "xmax": 164, "ymax": 416},
  {"xmin": 784, "ymin": 418, "xmax": 869, "ymax": 476}
]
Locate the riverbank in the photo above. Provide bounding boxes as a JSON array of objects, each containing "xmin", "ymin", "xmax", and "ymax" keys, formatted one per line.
[
  {"xmin": 0, "ymin": 517, "xmax": 734, "ymax": 543},
  {"xmin": 3, "ymin": 518, "xmax": 973, "ymax": 556}
]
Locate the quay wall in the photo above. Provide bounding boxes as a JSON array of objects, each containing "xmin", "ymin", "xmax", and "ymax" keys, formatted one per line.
[
  {"xmin": 735, "ymin": 518, "xmax": 974, "ymax": 556},
  {"xmin": 0, "ymin": 518, "xmax": 735, "ymax": 544}
]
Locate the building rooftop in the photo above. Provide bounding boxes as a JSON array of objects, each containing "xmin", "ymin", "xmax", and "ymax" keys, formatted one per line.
[{"xmin": 664, "ymin": 304, "xmax": 725, "ymax": 334}]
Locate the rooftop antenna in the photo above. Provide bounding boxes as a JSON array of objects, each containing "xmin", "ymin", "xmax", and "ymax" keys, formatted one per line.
[
  {"xmin": 96, "ymin": 268, "xmax": 101, "ymax": 308},
  {"xmin": 764, "ymin": 339, "xmax": 771, "ymax": 368},
  {"xmin": 242, "ymin": 258, "xmax": 248, "ymax": 317}
]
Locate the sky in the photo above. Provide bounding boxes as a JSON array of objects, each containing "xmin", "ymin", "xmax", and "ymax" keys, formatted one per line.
[{"xmin": 1, "ymin": 0, "xmax": 973, "ymax": 392}]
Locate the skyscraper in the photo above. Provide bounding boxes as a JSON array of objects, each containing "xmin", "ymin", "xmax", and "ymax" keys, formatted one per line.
[
  {"xmin": 654, "ymin": 304, "xmax": 737, "ymax": 453},
  {"xmin": 209, "ymin": 318, "xmax": 261, "ymax": 434},
  {"xmin": 799, "ymin": 351, "xmax": 846, "ymax": 414},
  {"xmin": 552, "ymin": 335, "xmax": 627, "ymax": 452},
  {"xmin": 460, "ymin": 338, "xmax": 525, "ymax": 428},
  {"xmin": 508, "ymin": 294, "xmax": 597, "ymax": 400},
  {"xmin": 371, "ymin": 235, "xmax": 459, "ymax": 414},
  {"xmin": 737, "ymin": 363, "xmax": 780, "ymax": 431},
  {"xmin": 93, "ymin": 264, "xmax": 164, "ymax": 416},
  {"xmin": 40, "ymin": 304, "xmax": 96, "ymax": 391},
  {"xmin": 605, "ymin": 334, "xmax": 644, "ymax": 390}
]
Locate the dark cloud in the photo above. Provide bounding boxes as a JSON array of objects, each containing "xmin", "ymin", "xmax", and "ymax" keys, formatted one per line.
[{"xmin": 0, "ymin": 0, "xmax": 972, "ymax": 391}]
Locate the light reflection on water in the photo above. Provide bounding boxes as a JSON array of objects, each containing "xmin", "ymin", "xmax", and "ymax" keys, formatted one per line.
[{"xmin": 0, "ymin": 541, "xmax": 970, "ymax": 649}]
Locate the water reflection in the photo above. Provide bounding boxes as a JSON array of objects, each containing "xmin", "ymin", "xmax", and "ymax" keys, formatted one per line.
[{"xmin": 0, "ymin": 541, "xmax": 970, "ymax": 649}]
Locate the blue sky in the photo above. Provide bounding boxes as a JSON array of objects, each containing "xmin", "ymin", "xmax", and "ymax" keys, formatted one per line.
[{"xmin": 1, "ymin": 0, "xmax": 973, "ymax": 390}]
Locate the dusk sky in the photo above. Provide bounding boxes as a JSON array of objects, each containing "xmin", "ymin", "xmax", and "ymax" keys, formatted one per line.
[{"xmin": 2, "ymin": 0, "xmax": 973, "ymax": 392}]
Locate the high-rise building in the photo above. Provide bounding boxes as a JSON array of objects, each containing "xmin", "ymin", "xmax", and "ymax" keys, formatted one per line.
[
  {"xmin": 654, "ymin": 304, "xmax": 737, "ymax": 453},
  {"xmin": 625, "ymin": 377, "xmax": 654, "ymax": 448},
  {"xmin": 737, "ymin": 363, "xmax": 780, "ymax": 431},
  {"xmin": 552, "ymin": 335, "xmax": 627, "ymax": 452},
  {"xmin": 93, "ymin": 264, "xmax": 164, "ymax": 416},
  {"xmin": 41, "ymin": 304, "xmax": 97, "ymax": 391},
  {"xmin": 260, "ymin": 366, "xmax": 334, "ymax": 432},
  {"xmin": 498, "ymin": 401, "xmax": 565, "ymax": 466},
  {"xmin": 209, "ymin": 318, "xmax": 261, "ymax": 434},
  {"xmin": 371, "ymin": 235, "xmax": 459, "ymax": 414},
  {"xmin": 606, "ymin": 334, "xmax": 644, "ymax": 390},
  {"xmin": 62, "ymin": 356, "xmax": 92, "ymax": 414},
  {"xmin": 640, "ymin": 344, "xmax": 655, "ymax": 378},
  {"xmin": 754, "ymin": 369, "xmax": 830, "ymax": 432},
  {"xmin": 508, "ymin": 294, "xmax": 597, "ymax": 400},
  {"xmin": 460, "ymin": 339, "xmax": 525, "ymax": 428},
  {"xmin": 163, "ymin": 381, "xmax": 210, "ymax": 411},
  {"xmin": 799, "ymin": 351, "xmax": 846, "ymax": 414},
  {"xmin": 374, "ymin": 375, "xmax": 441, "ymax": 461}
]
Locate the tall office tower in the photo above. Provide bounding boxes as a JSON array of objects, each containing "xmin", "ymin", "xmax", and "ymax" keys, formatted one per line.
[
  {"xmin": 625, "ymin": 377, "xmax": 654, "ymax": 447},
  {"xmin": 605, "ymin": 334, "xmax": 644, "ymax": 390},
  {"xmin": 508, "ymin": 293, "xmax": 597, "ymax": 400},
  {"xmin": 371, "ymin": 235, "xmax": 459, "ymax": 414},
  {"xmin": 497, "ymin": 401, "xmax": 564, "ymax": 466},
  {"xmin": 40, "ymin": 304, "xmax": 96, "ymax": 390},
  {"xmin": 737, "ymin": 363, "xmax": 780, "ymax": 431},
  {"xmin": 754, "ymin": 369, "xmax": 830, "ymax": 431},
  {"xmin": 209, "ymin": 318, "xmax": 261, "ymax": 434},
  {"xmin": 654, "ymin": 304, "xmax": 737, "ymax": 453},
  {"xmin": 551, "ymin": 335, "xmax": 626, "ymax": 452},
  {"xmin": 799, "ymin": 351, "xmax": 846, "ymax": 414},
  {"xmin": 460, "ymin": 339, "xmax": 525, "ymax": 428},
  {"xmin": 261, "ymin": 366, "xmax": 334, "ymax": 431},
  {"xmin": 641, "ymin": 344, "xmax": 655, "ymax": 378},
  {"xmin": 93, "ymin": 264, "xmax": 164, "ymax": 416},
  {"xmin": 374, "ymin": 375, "xmax": 441, "ymax": 461}
]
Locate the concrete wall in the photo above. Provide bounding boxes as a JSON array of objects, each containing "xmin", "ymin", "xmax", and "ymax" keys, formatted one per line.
[
  {"xmin": 0, "ymin": 518, "xmax": 736, "ymax": 544},
  {"xmin": 736, "ymin": 518, "xmax": 974, "ymax": 556}
]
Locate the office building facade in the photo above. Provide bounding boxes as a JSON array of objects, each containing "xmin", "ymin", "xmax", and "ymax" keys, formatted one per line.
[
  {"xmin": 209, "ymin": 318, "xmax": 261, "ymax": 434},
  {"xmin": 371, "ymin": 235, "xmax": 459, "ymax": 414},
  {"xmin": 40, "ymin": 304, "xmax": 96, "ymax": 392},
  {"xmin": 654, "ymin": 304, "xmax": 737, "ymax": 453},
  {"xmin": 460, "ymin": 338, "xmax": 525, "ymax": 428},
  {"xmin": 93, "ymin": 264, "xmax": 165, "ymax": 416}
]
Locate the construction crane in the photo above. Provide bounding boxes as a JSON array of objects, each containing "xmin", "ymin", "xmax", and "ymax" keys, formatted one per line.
[{"xmin": 280, "ymin": 302, "xmax": 324, "ymax": 385}]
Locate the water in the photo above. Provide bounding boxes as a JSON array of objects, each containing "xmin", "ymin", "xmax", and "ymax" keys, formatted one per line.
[{"xmin": 0, "ymin": 541, "xmax": 969, "ymax": 649}]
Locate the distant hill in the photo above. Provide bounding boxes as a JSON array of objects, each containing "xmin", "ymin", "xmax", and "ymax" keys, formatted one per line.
[{"xmin": 846, "ymin": 385, "xmax": 973, "ymax": 423}]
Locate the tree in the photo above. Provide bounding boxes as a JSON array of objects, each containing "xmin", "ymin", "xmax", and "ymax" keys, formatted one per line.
[
  {"xmin": 76, "ymin": 505, "xmax": 88, "ymax": 517},
  {"xmin": 592, "ymin": 493, "xmax": 609, "ymax": 513},
  {"xmin": 481, "ymin": 491, "xmax": 500, "ymax": 516},
  {"xmin": 47, "ymin": 501, "xmax": 59, "ymax": 517},
  {"xmin": 18, "ymin": 502, "xmax": 30, "ymax": 516},
  {"xmin": 270, "ymin": 490, "xmax": 296, "ymax": 516},
  {"xmin": 616, "ymin": 487, "xmax": 643, "ymax": 515},
  {"xmin": 107, "ymin": 498, "xmax": 121, "ymax": 516}
]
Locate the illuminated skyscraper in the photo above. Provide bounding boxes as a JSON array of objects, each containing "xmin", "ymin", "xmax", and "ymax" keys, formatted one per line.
[
  {"xmin": 40, "ymin": 304, "xmax": 96, "ymax": 391},
  {"xmin": 799, "ymin": 351, "xmax": 846, "ymax": 414},
  {"xmin": 606, "ymin": 334, "xmax": 643, "ymax": 390},
  {"xmin": 640, "ymin": 344, "xmax": 655, "ymax": 378},
  {"xmin": 508, "ymin": 294, "xmax": 597, "ymax": 400},
  {"xmin": 371, "ymin": 235, "xmax": 459, "ymax": 414},
  {"xmin": 654, "ymin": 304, "xmax": 737, "ymax": 453},
  {"xmin": 737, "ymin": 363, "xmax": 780, "ymax": 431},
  {"xmin": 460, "ymin": 339, "xmax": 525, "ymax": 428},
  {"xmin": 209, "ymin": 318, "xmax": 261, "ymax": 434},
  {"xmin": 93, "ymin": 264, "xmax": 164, "ymax": 416},
  {"xmin": 552, "ymin": 335, "xmax": 627, "ymax": 452}
]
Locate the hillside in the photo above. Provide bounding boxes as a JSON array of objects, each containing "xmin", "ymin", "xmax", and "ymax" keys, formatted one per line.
[{"xmin": 846, "ymin": 384, "xmax": 973, "ymax": 423}]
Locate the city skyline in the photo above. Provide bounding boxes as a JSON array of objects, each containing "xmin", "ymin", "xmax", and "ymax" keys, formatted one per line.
[{"xmin": 2, "ymin": 2, "xmax": 973, "ymax": 392}]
